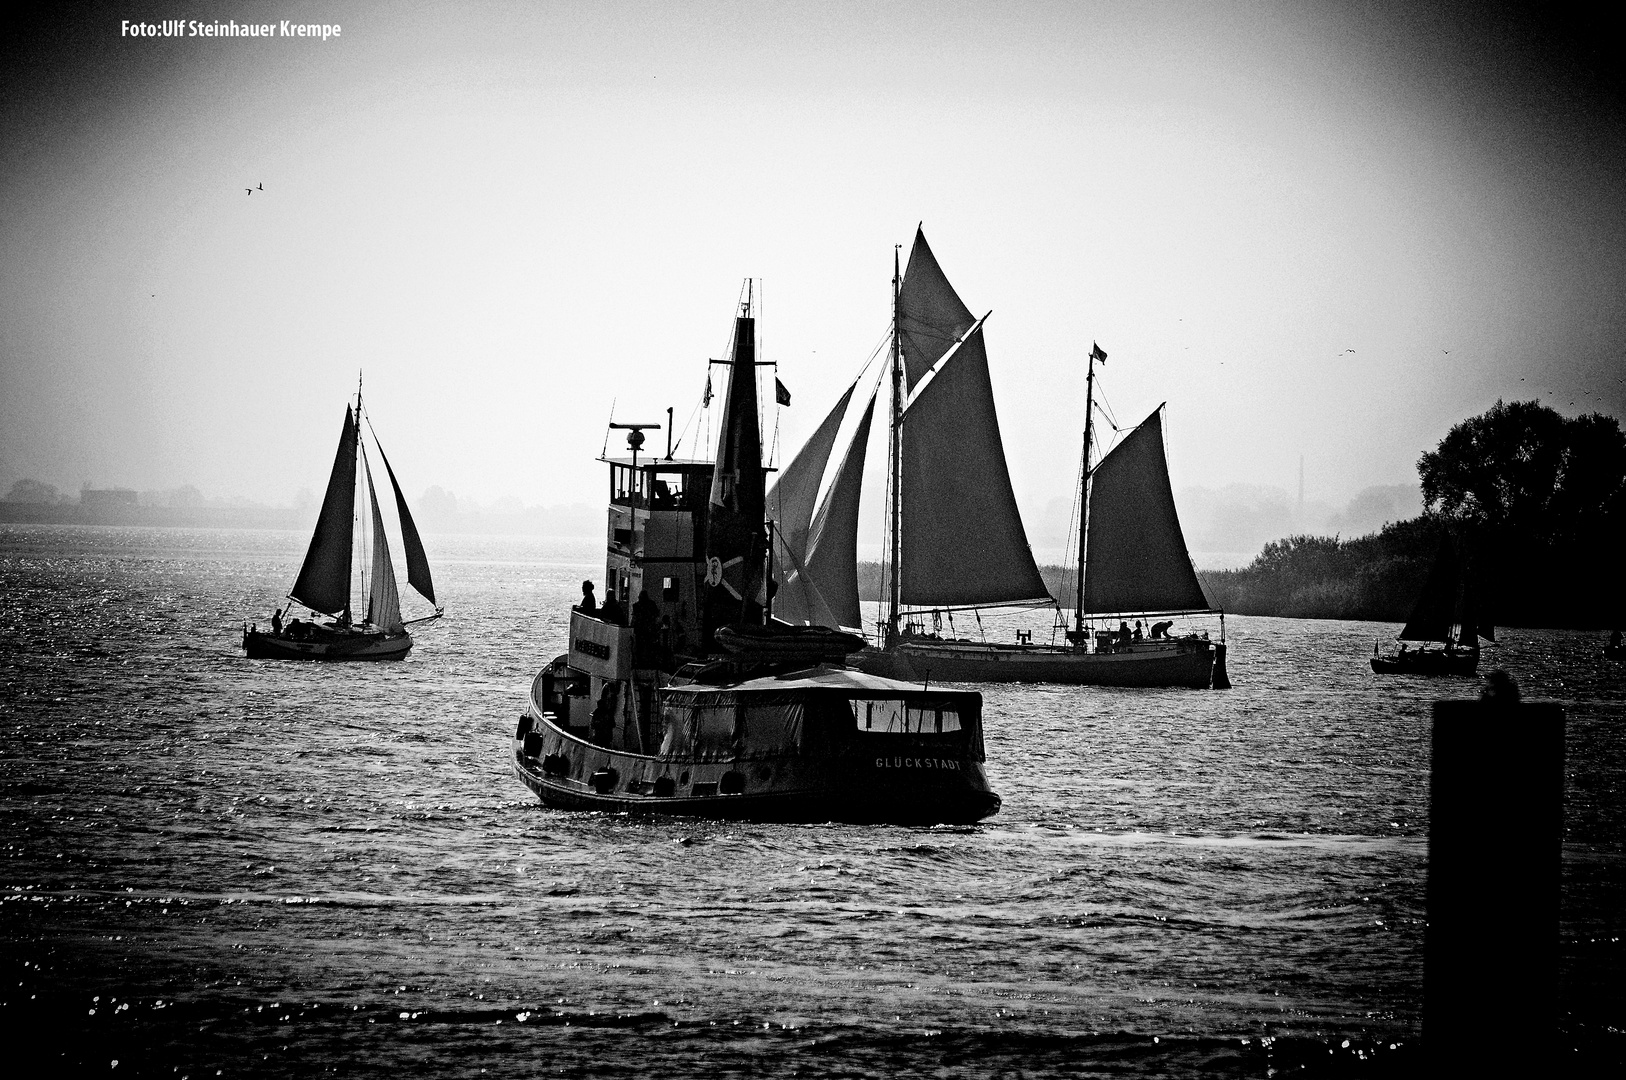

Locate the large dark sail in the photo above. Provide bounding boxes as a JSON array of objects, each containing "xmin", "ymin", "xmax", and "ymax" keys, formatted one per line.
[
  {"xmin": 703, "ymin": 313, "xmax": 766, "ymax": 642},
  {"xmin": 374, "ymin": 438, "xmax": 436, "ymax": 606},
  {"xmin": 1082, "ymin": 408, "xmax": 1210, "ymax": 616},
  {"xmin": 1400, "ymin": 535, "xmax": 1461, "ymax": 643},
  {"xmin": 900, "ymin": 322, "xmax": 1050, "ymax": 607},
  {"xmin": 897, "ymin": 228, "xmax": 976, "ymax": 393},
  {"xmin": 290, "ymin": 406, "xmax": 359, "ymax": 618}
]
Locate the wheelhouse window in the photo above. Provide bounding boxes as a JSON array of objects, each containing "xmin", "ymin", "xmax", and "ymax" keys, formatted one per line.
[{"xmin": 851, "ymin": 699, "xmax": 961, "ymax": 734}]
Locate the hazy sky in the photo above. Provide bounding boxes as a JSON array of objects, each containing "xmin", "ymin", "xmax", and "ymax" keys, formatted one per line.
[{"xmin": 3, "ymin": 2, "xmax": 1622, "ymax": 533}]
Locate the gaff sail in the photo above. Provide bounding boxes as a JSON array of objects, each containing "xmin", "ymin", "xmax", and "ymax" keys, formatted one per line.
[
  {"xmin": 899, "ymin": 318, "xmax": 1049, "ymax": 608},
  {"xmin": 1082, "ymin": 408, "xmax": 1211, "ymax": 616},
  {"xmin": 1399, "ymin": 535, "xmax": 1462, "ymax": 643}
]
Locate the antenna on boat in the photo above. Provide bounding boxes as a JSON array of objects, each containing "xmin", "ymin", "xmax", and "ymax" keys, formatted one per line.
[{"xmin": 665, "ymin": 407, "xmax": 674, "ymax": 459}]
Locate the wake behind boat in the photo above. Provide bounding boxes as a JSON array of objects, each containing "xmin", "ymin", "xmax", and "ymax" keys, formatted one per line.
[
  {"xmin": 243, "ymin": 382, "xmax": 442, "ymax": 661},
  {"xmin": 769, "ymin": 228, "xmax": 1226, "ymax": 688},
  {"xmin": 512, "ymin": 287, "xmax": 1001, "ymax": 824}
]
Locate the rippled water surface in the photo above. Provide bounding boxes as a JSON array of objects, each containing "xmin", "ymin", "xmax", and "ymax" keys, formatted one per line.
[{"xmin": 2, "ymin": 525, "xmax": 1622, "ymax": 1076}]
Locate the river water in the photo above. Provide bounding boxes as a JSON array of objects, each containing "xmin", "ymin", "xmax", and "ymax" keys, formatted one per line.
[{"xmin": 2, "ymin": 525, "xmax": 1621, "ymax": 1077}]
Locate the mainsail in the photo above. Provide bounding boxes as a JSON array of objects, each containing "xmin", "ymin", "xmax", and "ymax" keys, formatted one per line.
[
  {"xmin": 291, "ymin": 405, "xmax": 359, "ymax": 618},
  {"xmin": 898, "ymin": 228, "xmax": 976, "ymax": 392},
  {"xmin": 375, "ymin": 439, "xmax": 436, "ymax": 605},
  {"xmin": 1400, "ymin": 534, "xmax": 1462, "ymax": 643},
  {"xmin": 899, "ymin": 317, "xmax": 1049, "ymax": 608},
  {"xmin": 1081, "ymin": 408, "xmax": 1210, "ymax": 616},
  {"xmin": 362, "ymin": 451, "xmax": 403, "ymax": 634}
]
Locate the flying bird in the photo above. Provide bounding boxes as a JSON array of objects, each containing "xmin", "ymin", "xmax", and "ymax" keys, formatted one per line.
[{"xmin": 246, "ymin": 182, "xmax": 263, "ymax": 195}]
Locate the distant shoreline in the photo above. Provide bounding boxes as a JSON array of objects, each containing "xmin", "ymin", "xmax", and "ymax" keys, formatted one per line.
[{"xmin": 0, "ymin": 501, "xmax": 305, "ymax": 530}]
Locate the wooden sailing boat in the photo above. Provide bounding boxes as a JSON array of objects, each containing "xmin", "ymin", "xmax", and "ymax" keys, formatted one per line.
[
  {"xmin": 1371, "ymin": 534, "xmax": 1488, "ymax": 675},
  {"xmin": 770, "ymin": 228, "xmax": 1226, "ymax": 688},
  {"xmin": 512, "ymin": 287, "xmax": 1001, "ymax": 823},
  {"xmin": 242, "ymin": 384, "xmax": 442, "ymax": 661}
]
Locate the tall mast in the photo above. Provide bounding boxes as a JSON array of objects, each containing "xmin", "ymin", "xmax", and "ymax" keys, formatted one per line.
[
  {"xmin": 1074, "ymin": 346, "xmax": 1097, "ymax": 639},
  {"xmin": 886, "ymin": 244, "xmax": 903, "ymax": 645}
]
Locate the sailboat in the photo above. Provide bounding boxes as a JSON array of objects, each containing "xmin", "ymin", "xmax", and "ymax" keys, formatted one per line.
[
  {"xmin": 512, "ymin": 286, "xmax": 1002, "ymax": 823},
  {"xmin": 769, "ymin": 228, "xmax": 1227, "ymax": 688},
  {"xmin": 242, "ymin": 384, "xmax": 442, "ymax": 660},
  {"xmin": 1371, "ymin": 533, "xmax": 1488, "ymax": 675}
]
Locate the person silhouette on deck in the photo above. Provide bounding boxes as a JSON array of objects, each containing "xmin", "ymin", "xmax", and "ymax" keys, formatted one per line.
[
  {"xmin": 577, "ymin": 580, "xmax": 597, "ymax": 613},
  {"xmin": 271, "ymin": 608, "xmax": 283, "ymax": 636},
  {"xmin": 632, "ymin": 590, "xmax": 660, "ymax": 668},
  {"xmin": 599, "ymin": 590, "xmax": 626, "ymax": 626}
]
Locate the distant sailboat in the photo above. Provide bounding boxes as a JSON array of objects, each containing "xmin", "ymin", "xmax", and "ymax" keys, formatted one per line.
[
  {"xmin": 1371, "ymin": 534, "xmax": 1487, "ymax": 676},
  {"xmin": 243, "ymin": 385, "xmax": 442, "ymax": 660},
  {"xmin": 769, "ymin": 228, "xmax": 1226, "ymax": 688}
]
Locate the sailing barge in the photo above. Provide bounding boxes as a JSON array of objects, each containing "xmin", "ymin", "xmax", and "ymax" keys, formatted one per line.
[
  {"xmin": 513, "ymin": 291, "xmax": 1001, "ymax": 823},
  {"xmin": 769, "ymin": 228, "xmax": 1226, "ymax": 688},
  {"xmin": 243, "ymin": 385, "xmax": 441, "ymax": 661},
  {"xmin": 1371, "ymin": 534, "xmax": 1489, "ymax": 676}
]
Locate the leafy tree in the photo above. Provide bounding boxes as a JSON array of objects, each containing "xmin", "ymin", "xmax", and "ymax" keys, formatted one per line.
[
  {"xmin": 1418, "ymin": 399, "xmax": 1626, "ymax": 625},
  {"xmin": 1419, "ymin": 399, "xmax": 1626, "ymax": 538},
  {"xmin": 5, "ymin": 478, "xmax": 62, "ymax": 504}
]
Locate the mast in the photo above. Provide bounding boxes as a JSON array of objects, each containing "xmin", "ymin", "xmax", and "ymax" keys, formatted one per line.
[
  {"xmin": 1074, "ymin": 346, "xmax": 1097, "ymax": 639},
  {"xmin": 886, "ymin": 244, "xmax": 902, "ymax": 645}
]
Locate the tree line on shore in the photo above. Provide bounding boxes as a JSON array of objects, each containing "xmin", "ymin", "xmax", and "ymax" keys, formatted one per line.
[
  {"xmin": 1201, "ymin": 400, "xmax": 1625, "ymax": 629},
  {"xmin": 856, "ymin": 400, "xmax": 1625, "ymax": 630}
]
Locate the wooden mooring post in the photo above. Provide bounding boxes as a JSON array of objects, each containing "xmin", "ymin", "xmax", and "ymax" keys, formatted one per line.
[{"xmin": 1426, "ymin": 676, "xmax": 1564, "ymax": 1071}]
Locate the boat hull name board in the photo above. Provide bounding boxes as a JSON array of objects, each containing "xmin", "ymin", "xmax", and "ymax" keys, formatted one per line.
[{"xmin": 569, "ymin": 610, "xmax": 633, "ymax": 679}]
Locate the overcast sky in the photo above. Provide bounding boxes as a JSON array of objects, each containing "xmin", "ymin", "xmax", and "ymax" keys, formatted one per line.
[{"xmin": 3, "ymin": 1, "xmax": 1621, "ymax": 539}]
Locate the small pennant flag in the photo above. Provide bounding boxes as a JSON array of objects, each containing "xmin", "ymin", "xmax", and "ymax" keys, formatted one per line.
[
  {"xmin": 1090, "ymin": 342, "xmax": 1107, "ymax": 363},
  {"xmin": 774, "ymin": 378, "xmax": 791, "ymax": 406},
  {"xmin": 702, "ymin": 374, "xmax": 712, "ymax": 407}
]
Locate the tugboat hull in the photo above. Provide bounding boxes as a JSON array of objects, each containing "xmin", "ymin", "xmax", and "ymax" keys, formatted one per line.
[
  {"xmin": 243, "ymin": 628, "xmax": 412, "ymax": 661},
  {"xmin": 855, "ymin": 638, "xmax": 1217, "ymax": 688},
  {"xmin": 514, "ymin": 662, "xmax": 1000, "ymax": 825}
]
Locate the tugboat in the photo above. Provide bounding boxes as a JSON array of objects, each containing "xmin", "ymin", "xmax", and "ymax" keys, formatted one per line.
[
  {"xmin": 512, "ymin": 286, "xmax": 1001, "ymax": 824},
  {"xmin": 243, "ymin": 380, "xmax": 442, "ymax": 660}
]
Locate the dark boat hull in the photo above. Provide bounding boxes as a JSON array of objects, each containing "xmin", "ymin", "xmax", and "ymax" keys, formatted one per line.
[
  {"xmin": 1370, "ymin": 648, "xmax": 1478, "ymax": 676},
  {"xmin": 854, "ymin": 638, "xmax": 1217, "ymax": 688},
  {"xmin": 514, "ymin": 668, "xmax": 1000, "ymax": 825},
  {"xmin": 243, "ymin": 627, "xmax": 412, "ymax": 661}
]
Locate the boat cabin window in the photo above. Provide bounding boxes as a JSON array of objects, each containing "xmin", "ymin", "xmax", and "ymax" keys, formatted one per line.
[
  {"xmin": 851, "ymin": 699, "xmax": 961, "ymax": 734},
  {"xmin": 610, "ymin": 465, "xmax": 638, "ymax": 506}
]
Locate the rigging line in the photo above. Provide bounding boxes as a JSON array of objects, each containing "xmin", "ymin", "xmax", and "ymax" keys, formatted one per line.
[{"xmin": 601, "ymin": 398, "xmax": 616, "ymax": 457}]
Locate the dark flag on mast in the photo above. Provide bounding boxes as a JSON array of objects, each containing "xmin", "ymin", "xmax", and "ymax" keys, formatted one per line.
[
  {"xmin": 775, "ymin": 378, "xmax": 791, "ymax": 406},
  {"xmin": 1091, "ymin": 342, "xmax": 1107, "ymax": 363}
]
